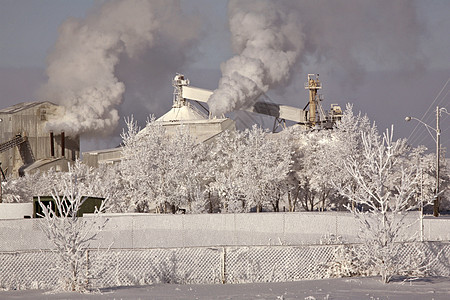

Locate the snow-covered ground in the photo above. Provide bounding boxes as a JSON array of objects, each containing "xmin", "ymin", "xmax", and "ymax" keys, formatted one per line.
[{"xmin": 1, "ymin": 277, "xmax": 449, "ymax": 299}]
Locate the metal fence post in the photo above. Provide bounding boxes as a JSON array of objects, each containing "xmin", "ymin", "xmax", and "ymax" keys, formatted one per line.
[
  {"xmin": 86, "ymin": 249, "xmax": 90, "ymax": 289},
  {"xmin": 221, "ymin": 247, "xmax": 226, "ymax": 284}
]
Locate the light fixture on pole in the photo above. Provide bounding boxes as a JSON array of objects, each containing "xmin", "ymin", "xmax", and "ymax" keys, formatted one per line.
[{"xmin": 405, "ymin": 106, "xmax": 449, "ymax": 217}]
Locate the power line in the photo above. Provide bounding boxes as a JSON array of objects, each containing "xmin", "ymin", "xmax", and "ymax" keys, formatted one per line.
[{"xmin": 407, "ymin": 78, "xmax": 450, "ymax": 143}]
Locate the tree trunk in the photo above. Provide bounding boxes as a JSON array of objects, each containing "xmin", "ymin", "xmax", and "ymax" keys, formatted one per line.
[
  {"xmin": 208, "ymin": 192, "xmax": 213, "ymax": 213},
  {"xmin": 272, "ymin": 199, "xmax": 279, "ymax": 212},
  {"xmin": 288, "ymin": 191, "xmax": 294, "ymax": 212}
]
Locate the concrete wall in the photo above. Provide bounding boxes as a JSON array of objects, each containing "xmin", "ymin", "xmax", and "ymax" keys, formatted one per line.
[
  {"xmin": 0, "ymin": 203, "xmax": 33, "ymax": 219},
  {"xmin": 1, "ymin": 212, "xmax": 449, "ymax": 252},
  {"xmin": 423, "ymin": 217, "xmax": 450, "ymax": 241}
]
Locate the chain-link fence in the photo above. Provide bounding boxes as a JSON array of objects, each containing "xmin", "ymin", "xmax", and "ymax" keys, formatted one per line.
[{"xmin": 1, "ymin": 242, "xmax": 449, "ymax": 290}]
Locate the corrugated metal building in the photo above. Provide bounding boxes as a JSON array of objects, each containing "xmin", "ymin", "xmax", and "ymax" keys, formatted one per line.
[{"xmin": 0, "ymin": 102, "xmax": 79, "ymax": 177}]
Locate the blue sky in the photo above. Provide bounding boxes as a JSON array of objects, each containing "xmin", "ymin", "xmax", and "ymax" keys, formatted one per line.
[{"xmin": 0, "ymin": 0, "xmax": 449, "ymax": 152}]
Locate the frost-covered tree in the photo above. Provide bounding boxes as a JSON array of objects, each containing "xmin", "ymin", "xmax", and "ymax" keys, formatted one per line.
[
  {"xmin": 1, "ymin": 171, "xmax": 44, "ymax": 202},
  {"xmin": 38, "ymin": 172, "xmax": 108, "ymax": 292},
  {"xmin": 237, "ymin": 126, "xmax": 291, "ymax": 212},
  {"xmin": 207, "ymin": 130, "xmax": 248, "ymax": 212},
  {"xmin": 286, "ymin": 128, "xmax": 336, "ymax": 211},
  {"xmin": 208, "ymin": 126, "xmax": 292, "ymax": 212},
  {"xmin": 119, "ymin": 117, "xmax": 207, "ymax": 213},
  {"xmin": 2, "ymin": 159, "xmax": 119, "ymax": 207},
  {"xmin": 334, "ymin": 125, "xmax": 428, "ymax": 283},
  {"xmin": 65, "ymin": 160, "xmax": 120, "ymax": 201},
  {"xmin": 323, "ymin": 105, "xmax": 372, "ymax": 209},
  {"xmin": 439, "ymin": 158, "xmax": 450, "ymax": 212},
  {"xmin": 281, "ymin": 105, "xmax": 373, "ymax": 212},
  {"xmin": 157, "ymin": 126, "xmax": 207, "ymax": 213}
]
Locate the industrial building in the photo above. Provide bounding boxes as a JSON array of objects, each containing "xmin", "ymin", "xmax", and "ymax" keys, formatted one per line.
[
  {"xmin": 1, "ymin": 74, "xmax": 340, "ymax": 171},
  {"xmin": 82, "ymin": 73, "xmax": 343, "ymax": 167},
  {"xmin": 0, "ymin": 101, "xmax": 79, "ymax": 178},
  {"xmin": 82, "ymin": 74, "xmax": 236, "ymax": 168}
]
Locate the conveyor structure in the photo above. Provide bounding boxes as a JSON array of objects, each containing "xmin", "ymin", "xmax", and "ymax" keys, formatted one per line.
[{"xmin": 175, "ymin": 74, "xmax": 342, "ymax": 131}]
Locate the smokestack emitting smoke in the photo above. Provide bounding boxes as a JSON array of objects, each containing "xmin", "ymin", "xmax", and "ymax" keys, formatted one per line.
[
  {"xmin": 40, "ymin": 0, "xmax": 198, "ymax": 136},
  {"xmin": 208, "ymin": 0, "xmax": 304, "ymax": 117},
  {"xmin": 40, "ymin": 0, "xmax": 424, "ymax": 126},
  {"xmin": 208, "ymin": 0, "xmax": 424, "ymax": 117}
]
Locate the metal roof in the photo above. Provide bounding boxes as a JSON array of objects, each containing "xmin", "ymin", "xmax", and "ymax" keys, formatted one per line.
[
  {"xmin": 156, "ymin": 104, "xmax": 207, "ymax": 122},
  {"xmin": 0, "ymin": 101, "xmax": 56, "ymax": 114}
]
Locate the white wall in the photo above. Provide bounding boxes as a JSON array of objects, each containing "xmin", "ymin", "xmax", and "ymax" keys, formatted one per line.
[
  {"xmin": 1, "ymin": 212, "xmax": 449, "ymax": 252},
  {"xmin": 0, "ymin": 203, "xmax": 33, "ymax": 219}
]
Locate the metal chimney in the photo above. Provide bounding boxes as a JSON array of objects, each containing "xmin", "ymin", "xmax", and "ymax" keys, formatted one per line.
[
  {"xmin": 61, "ymin": 131, "xmax": 65, "ymax": 157},
  {"xmin": 50, "ymin": 131, "xmax": 55, "ymax": 157}
]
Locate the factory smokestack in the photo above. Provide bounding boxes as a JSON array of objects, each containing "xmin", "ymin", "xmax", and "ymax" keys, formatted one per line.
[
  {"xmin": 208, "ymin": 0, "xmax": 424, "ymax": 117},
  {"xmin": 39, "ymin": 0, "xmax": 199, "ymax": 136},
  {"xmin": 61, "ymin": 132, "xmax": 65, "ymax": 158},
  {"xmin": 208, "ymin": 0, "xmax": 304, "ymax": 116},
  {"xmin": 50, "ymin": 131, "xmax": 54, "ymax": 157}
]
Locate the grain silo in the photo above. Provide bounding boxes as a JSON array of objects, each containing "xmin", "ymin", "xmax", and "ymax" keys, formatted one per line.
[{"xmin": 0, "ymin": 101, "xmax": 80, "ymax": 177}]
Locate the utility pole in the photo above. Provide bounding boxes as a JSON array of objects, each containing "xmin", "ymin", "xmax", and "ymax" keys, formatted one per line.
[
  {"xmin": 434, "ymin": 106, "xmax": 441, "ymax": 217},
  {"xmin": 405, "ymin": 105, "xmax": 448, "ymax": 217},
  {"xmin": 420, "ymin": 168, "xmax": 424, "ymax": 241}
]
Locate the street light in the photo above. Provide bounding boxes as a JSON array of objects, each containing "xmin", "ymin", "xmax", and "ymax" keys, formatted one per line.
[{"xmin": 405, "ymin": 106, "xmax": 449, "ymax": 217}]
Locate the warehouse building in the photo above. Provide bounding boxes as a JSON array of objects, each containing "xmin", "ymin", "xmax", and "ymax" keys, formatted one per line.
[{"xmin": 0, "ymin": 101, "xmax": 79, "ymax": 178}]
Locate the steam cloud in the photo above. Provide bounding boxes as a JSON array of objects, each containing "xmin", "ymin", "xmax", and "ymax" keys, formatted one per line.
[
  {"xmin": 40, "ymin": 0, "xmax": 424, "ymax": 128},
  {"xmin": 209, "ymin": 0, "xmax": 424, "ymax": 117},
  {"xmin": 208, "ymin": 0, "xmax": 304, "ymax": 116},
  {"xmin": 39, "ymin": 0, "xmax": 198, "ymax": 136}
]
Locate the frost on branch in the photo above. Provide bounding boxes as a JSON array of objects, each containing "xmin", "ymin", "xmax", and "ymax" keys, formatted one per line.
[
  {"xmin": 119, "ymin": 116, "xmax": 208, "ymax": 213},
  {"xmin": 207, "ymin": 126, "xmax": 292, "ymax": 213},
  {"xmin": 333, "ymin": 125, "xmax": 436, "ymax": 283},
  {"xmin": 37, "ymin": 171, "xmax": 108, "ymax": 292}
]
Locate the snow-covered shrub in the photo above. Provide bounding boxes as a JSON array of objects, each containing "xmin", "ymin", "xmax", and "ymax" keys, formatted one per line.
[
  {"xmin": 37, "ymin": 172, "xmax": 108, "ymax": 292},
  {"xmin": 151, "ymin": 253, "xmax": 193, "ymax": 284},
  {"xmin": 328, "ymin": 245, "xmax": 362, "ymax": 278},
  {"xmin": 325, "ymin": 242, "xmax": 444, "ymax": 281},
  {"xmin": 0, "ymin": 275, "xmax": 27, "ymax": 291}
]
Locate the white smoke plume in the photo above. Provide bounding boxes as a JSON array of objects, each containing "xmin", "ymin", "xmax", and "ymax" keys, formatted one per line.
[
  {"xmin": 39, "ymin": 0, "xmax": 198, "ymax": 136},
  {"xmin": 208, "ymin": 0, "xmax": 304, "ymax": 116},
  {"xmin": 209, "ymin": 0, "xmax": 424, "ymax": 117}
]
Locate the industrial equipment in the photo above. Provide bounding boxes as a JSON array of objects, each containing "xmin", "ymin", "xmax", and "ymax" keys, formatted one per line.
[
  {"xmin": 0, "ymin": 134, "xmax": 35, "ymax": 166},
  {"xmin": 0, "ymin": 102, "xmax": 80, "ymax": 177},
  {"xmin": 173, "ymin": 73, "xmax": 342, "ymax": 131}
]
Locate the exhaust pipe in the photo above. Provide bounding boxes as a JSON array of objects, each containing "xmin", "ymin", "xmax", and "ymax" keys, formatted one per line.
[
  {"xmin": 61, "ymin": 131, "xmax": 65, "ymax": 157},
  {"xmin": 50, "ymin": 131, "xmax": 54, "ymax": 157}
]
